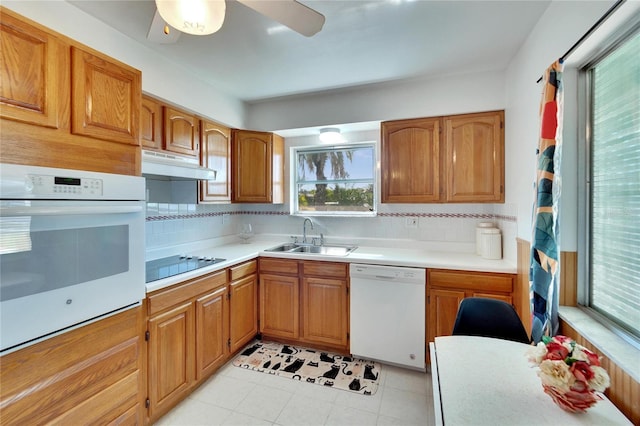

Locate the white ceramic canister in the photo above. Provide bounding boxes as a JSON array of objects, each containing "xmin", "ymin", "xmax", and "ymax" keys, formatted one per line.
[
  {"xmin": 476, "ymin": 222, "xmax": 496, "ymax": 255},
  {"xmin": 480, "ymin": 228, "xmax": 502, "ymax": 260}
]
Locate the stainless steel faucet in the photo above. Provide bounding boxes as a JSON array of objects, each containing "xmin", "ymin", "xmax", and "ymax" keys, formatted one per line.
[{"xmin": 302, "ymin": 217, "xmax": 314, "ymax": 243}]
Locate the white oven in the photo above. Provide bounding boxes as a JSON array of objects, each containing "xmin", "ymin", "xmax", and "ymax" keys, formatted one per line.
[{"xmin": 0, "ymin": 163, "xmax": 145, "ymax": 353}]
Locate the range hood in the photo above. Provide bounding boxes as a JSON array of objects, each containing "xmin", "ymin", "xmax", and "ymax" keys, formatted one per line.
[{"xmin": 141, "ymin": 150, "xmax": 216, "ymax": 180}]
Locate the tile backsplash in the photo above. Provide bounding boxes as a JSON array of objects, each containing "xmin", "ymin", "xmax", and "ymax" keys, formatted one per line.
[{"xmin": 145, "ymin": 202, "xmax": 518, "ymax": 261}]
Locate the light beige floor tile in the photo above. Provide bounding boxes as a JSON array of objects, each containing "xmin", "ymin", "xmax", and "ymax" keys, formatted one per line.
[
  {"xmin": 235, "ymin": 384, "xmax": 293, "ymax": 422},
  {"xmin": 376, "ymin": 414, "xmax": 422, "ymax": 425},
  {"xmin": 222, "ymin": 411, "xmax": 274, "ymax": 426},
  {"xmin": 325, "ymin": 405, "xmax": 379, "ymax": 426},
  {"xmin": 275, "ymin": 393, "xmax": 333, "ymax": 426},
  {"xmin": 378, "ymin": 387, "xmax": 433, "ymax": 423},
  {"xmin": 383, "ymin": 365, "xmax": 432, "ymax": 395},
  {"xmin": 189, "ymin": 374, "xmax": 257, "ymax": 410},
  {"xmin": 294, "ymin": 378, "xmax": 341, "ymax": 403},
  {"xmin": 155, "ymin": 398, "xmax": 233, "ymax": 426},
  {"xmin": 332, "ymin": 386, "xmax": 383, "ymax": 414}
]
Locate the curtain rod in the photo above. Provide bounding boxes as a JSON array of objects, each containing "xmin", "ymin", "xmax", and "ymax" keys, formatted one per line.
[{"xmin": 536, "ymin": 0, "xmax": 626, "ymax": 83}]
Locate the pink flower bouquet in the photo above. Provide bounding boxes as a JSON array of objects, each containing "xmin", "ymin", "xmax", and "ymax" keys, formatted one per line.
[{"xmin": 527, "ymin": 335, "xmax": 610, "ymax": 413}]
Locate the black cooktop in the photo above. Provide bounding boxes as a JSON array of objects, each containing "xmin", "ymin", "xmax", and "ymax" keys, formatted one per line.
[{"xmin": 146, "ymin": 255, "xmax": 226, "ymax": 283}]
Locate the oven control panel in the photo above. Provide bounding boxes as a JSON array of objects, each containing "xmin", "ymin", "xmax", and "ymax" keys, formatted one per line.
[{"xmin": 27, "ymin": 174, "xmax": 103, "ymax": 197}]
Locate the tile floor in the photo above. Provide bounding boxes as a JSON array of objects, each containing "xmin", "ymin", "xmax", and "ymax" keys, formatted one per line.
[{"xmin": 156, "ymin": 357, "xmax": 436, "ymax": 426}]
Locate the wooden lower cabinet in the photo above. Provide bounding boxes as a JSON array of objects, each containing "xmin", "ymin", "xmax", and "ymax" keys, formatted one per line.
[
  {"xmin": 196, "ymin": 286, "xmax": 229, "ymax": 380},
  {"xmin": 429, "ymin": 288, "xmax": 466, "ymax": 341},
  {"xmin": 146, "ymin": 270, "xmax": 227, "ymax": 422},
  {"xmin": 427, "ymin": 269, "xmax": 517, "ymax": 346},
  {"xmin": 260, "ymin": 272, "xmax": 300, "ymax": 339},
  {"xmin": 0, "ymin": 306, "xmax": 145, "ymax": 425},
  {"xmin": 259, "ymin": 258, "xmax": 349, "ymax": 351},
  {"xmin": 301, "ymin": 276, "xmax": 348, "ymax": 348},
  {"xmin": 229, "ymin": 260, "xmax": 258, "ymax": 353},
  {"xmin": 300, "ymin": 261, "xmax": 349, "ymax": 349},
  {"xmin": 148, "ymin": 302, "xmax": 194, "ymax": 419}
]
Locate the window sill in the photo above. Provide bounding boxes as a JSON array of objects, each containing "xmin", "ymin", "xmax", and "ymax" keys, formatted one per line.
[{"xmin": 559, "ymin": 306, "xmax": 640, "ymax": 383}]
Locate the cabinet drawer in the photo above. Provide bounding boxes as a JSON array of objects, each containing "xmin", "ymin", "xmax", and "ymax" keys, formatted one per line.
[
  {"xmin": 428, "ymin": 269, "xmax": 513, "ymax": 293},
  {"xmin": 302, "ymin": 261, "xmax": 347, "ymax": 278},
  {"xmin": 148, "ymin": 270, "xmax": 227, "ymax": 316},
  {"xmin": 259, "ymin": 258, "xmax": 298, "ymax": 275},
  {"xmin": 229, "ymin": 259, "xmax": 257, "ymax": 281}
]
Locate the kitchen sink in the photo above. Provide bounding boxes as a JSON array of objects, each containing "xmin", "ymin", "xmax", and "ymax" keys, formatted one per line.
[{"xmin": 264, "ymin": 243, "xmax": 358, "ymax": 256}]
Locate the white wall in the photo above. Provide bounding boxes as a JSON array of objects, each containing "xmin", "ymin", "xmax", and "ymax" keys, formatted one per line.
[
  {"xmin": 504, "ymin": 0, "xmax": 615, "ymax": 248},
  {"xmin": 247, "ymin": 70, "xmax": 505, "ymax": 131},
  {"xmin": 3, "ymin": 0, "xmax": 246, "ymax": 129}
]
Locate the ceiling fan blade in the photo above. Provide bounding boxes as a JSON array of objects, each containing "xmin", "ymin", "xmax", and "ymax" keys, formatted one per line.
[
  {"xmin": 237, "ymin": 0, "xmax": 325, "ymax": 37},
  {"xmin": 147, "ymin": 9, "xmax": 181, "ymax": 44}
]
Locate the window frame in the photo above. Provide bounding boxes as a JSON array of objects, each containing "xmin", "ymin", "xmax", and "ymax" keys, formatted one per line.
[
  {"xmin": 290, "ymin": 142, "xmax": 377, "ymax": 217},
  {"xmin": 577, "ymin": 23, "xmax": 640, "ymax": 345}
]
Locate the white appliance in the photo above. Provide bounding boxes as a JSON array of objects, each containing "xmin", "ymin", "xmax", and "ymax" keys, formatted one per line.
[
  {"xmin": 141, "ymin": 149, "xmax": 216, "ymax": 180},
  {"xmin": 350, "ymin": 263, "xmax": 426, "ymax": 370},
  {"xmin": 0, "ymin": 164, "xmax": 146, "ymax": 353}
]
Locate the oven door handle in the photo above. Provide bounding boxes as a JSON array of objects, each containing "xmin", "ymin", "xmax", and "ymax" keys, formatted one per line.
[{"xmin": 0, "ymin": 205, "xmax": 143, "ymax": 216}]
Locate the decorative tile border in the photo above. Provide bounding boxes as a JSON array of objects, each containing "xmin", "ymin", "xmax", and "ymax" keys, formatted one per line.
[{"xmin": 146, "ymin": 210, "xmax": 516, "ymax": 222}]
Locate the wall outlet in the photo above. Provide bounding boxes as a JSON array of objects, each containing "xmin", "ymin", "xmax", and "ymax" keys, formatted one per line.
[
  {"xmin": 222, "ymin": 213, "xmax": 230, "ymax": 224},
  {"xmin": 405, "ymin": 217, "xmax": 418, "ymax": 228}
]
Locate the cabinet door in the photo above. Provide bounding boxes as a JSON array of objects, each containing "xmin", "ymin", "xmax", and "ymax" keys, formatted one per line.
[
  {"xmin": 259, "ymin": 273, "xmax": 299, "ymax": 339},
  {"xmin": 444, "ymin": 111, "xmax": 504, "ymax": 202},
  {"xmin": 71, "ymin": 47, "xmax": 141, "ymax": 145},
  {"xmin": 229, "ymin": 274, "xmax": 258, "ymax": 353},
  {"xmin": 301, "ymin": 277, "xmax": 348, "ymax": 348},
  {"xmin": 148, "ymin": 302, "xmax": 194, "ymax": 419},
  {"xmin": 141, "ymin": 96, "xmax": 163, "ymax": 150},
  {"xmin": 381, "ymin": 117, "xmax": 441, "ymax": 203},
  {"xmin": 428, "ymin": 288, "xmax": 465, "ymax": 343},
  {"xmin": 0, "ymin": 10, "xmax": 67, "ymax": 129},
  {"xmin": 232, "ymin": 129, "xmax": 273, "ymax": 203},
  {"xmin": 195, "ymin": 286, "xmax": 229, "ymax": 381},
  {"xmin": 164, "ymin": 106, "xmax": 199, "ymax": 157},
  {"xmin": 200, "ymin": 119, "xmax": 231, "ymax": 202}
]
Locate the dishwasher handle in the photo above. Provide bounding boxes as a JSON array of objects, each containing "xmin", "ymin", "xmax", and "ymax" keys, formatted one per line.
[{"xmin": 374, "ymin": 274, "xmax": 398, "ymax": 280}]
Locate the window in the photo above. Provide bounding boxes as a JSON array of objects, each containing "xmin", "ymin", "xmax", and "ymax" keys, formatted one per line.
[
  {"xmin": 292, "ymin": 144, "xmax": 376, "ymax": 216},
  {"xmin": 584, "ymin": 28, "xmax": 640, "ymax": 338}
]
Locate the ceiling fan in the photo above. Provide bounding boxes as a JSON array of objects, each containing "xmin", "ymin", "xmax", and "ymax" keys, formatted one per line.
[{"xmin": 147, "ymin": 0, "xmax": 325, "ymax": 43}]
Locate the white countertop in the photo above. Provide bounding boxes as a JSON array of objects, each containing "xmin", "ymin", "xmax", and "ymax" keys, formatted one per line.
[
  {"xmin": 431, "ymin": 336, "xmax": 631, "ymax": 425},
  {"xmin": 145, "ymin": 236, "xmax": 517, "ymax": 293}
]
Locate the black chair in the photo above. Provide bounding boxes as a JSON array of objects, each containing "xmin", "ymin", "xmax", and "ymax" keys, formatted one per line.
[{"xmin": 451, "ymin": 297, "xmax": 530, "ymax": 344}]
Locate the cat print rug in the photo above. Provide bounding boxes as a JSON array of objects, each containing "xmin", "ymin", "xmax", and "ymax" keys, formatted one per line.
[{"xmin": 232, "ymin": 341, "xmax": 381, "ymax": 395}]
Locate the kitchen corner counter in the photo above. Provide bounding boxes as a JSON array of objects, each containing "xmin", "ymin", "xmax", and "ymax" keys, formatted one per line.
[{"xmin": 145, "ymin": 237, "xmax": 517, "ymax": 293}]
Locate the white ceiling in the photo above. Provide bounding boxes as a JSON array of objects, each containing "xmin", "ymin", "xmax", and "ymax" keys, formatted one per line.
[{"xmin": 68, "ymin": 0, "xmax": 551, "ymax": 104}]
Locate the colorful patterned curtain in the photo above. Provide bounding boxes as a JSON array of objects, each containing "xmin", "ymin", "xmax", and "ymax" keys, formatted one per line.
[{"xmin": 530, "ymin": 60, "xmax": 564, "ymax": 344}]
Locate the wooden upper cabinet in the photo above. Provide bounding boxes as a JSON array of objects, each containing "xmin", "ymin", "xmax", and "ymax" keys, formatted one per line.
[
  {"xmin": 381, "ymin": 117, "xmax": 441, "ymax": 203},
  {"xmin": 231, "ymin": 129, "xmax": 284, "ymax": 203},
  {"xmin": 71, "ymin": 46, "xmax": 141, "ymax": 145},
  {"xmin": 164, "ymin": 106, "xmax": 199, "ymax": 157},
  {"xmin": 141, "ymin": 95, "xmax": 163, "ymax": 150},
  {"xmin": 200, "ymin": 119, "xmax": 231, "ymax": 202},
  {"xmin": 0, "ymin": 10, "xmax": 68, "ymax": 129},
  {"xmin": 444, "ymin": 110, "xmax": 504, "ymax": 202}
]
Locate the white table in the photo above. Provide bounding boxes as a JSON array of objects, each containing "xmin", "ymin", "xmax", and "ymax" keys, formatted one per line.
[{"xmin": 430, "ymin": 336, "xmax": 631, "ymax": 425}]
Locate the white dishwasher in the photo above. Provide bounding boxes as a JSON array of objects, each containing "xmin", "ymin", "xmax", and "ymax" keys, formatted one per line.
[{"xmin": 350, "ymin": 263, "xmax": 426, "ymax": 370}]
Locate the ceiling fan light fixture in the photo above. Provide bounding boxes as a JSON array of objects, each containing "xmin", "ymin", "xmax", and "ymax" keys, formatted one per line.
[
  {"xmin": 319, "ymin": 128, "xmax": 343, "ymax": 143},
  {"xmin": 155, "ymin": 0, "xmax": 226, "ymax": 36}
]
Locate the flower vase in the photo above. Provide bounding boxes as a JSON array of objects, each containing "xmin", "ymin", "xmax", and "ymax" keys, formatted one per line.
[{"xmin": 542, "ymin": 383, "xmax": 602, "ymax": 413}]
